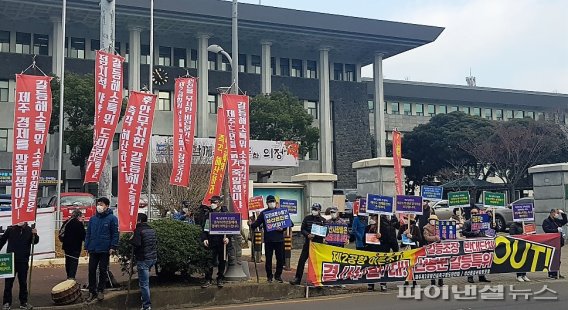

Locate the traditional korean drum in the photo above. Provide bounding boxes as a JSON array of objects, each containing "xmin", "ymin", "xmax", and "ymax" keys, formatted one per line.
[{"xmin": 51, "ymin": 279, "xmax": 81, "ymax": 305}]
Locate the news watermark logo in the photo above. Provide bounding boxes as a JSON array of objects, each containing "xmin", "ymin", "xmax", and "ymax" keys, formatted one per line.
[{"xmin": 397, "ymin": 284, "xmax": 558, "ymax": 301}]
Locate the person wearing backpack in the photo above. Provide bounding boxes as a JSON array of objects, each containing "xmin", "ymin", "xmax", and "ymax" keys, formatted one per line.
[{"xmin": 60, "ymin": 209, "xmax": 86, "ymax": 280}]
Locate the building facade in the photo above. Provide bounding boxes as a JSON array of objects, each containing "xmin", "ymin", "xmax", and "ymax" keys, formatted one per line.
[{"xmin": 0, "ymin": 0, "xmax": 566, "ymax": 196}]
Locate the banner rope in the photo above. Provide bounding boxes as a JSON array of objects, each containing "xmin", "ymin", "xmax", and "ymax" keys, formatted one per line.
[{"xmin": 21, "ymin": 55, "xmax": 48, "ymax": 76}]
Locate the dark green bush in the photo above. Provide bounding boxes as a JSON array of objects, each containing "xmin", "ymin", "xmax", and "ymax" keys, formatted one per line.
[{"xmin": 117, "ymin": 219, "xmax": 208, "ymax": 280}]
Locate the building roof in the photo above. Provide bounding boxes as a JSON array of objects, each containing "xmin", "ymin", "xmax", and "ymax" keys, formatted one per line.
[
  {"xmin": 365, "ymin": 78, "xmax": 568, "ymax": 110},
  {"xmin": 0, "ymin": 0, "xmax": 443, "ymax": 64}
]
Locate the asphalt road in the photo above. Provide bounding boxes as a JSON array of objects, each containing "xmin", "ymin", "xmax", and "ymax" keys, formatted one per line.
[{"xmin": 199, "ymin": 281, "xmax": 567, "ymax": 310}]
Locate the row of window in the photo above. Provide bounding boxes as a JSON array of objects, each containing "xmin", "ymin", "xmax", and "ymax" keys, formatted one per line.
[
  {"xmin": 1, "ymin": 30, "xmax": 357, "ymax": 81},
  {"xmin": 381, "ymin": 101, "xmax": 548, "ymax": 121}
]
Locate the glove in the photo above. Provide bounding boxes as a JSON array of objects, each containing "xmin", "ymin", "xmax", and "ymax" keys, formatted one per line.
[
  {"xmin": 203, "ymin": 240, "xmax": 209, "ymax": 247},
  {"xmin": 223, "ymin": 238, "xmax": 229, "ymax": 245}
]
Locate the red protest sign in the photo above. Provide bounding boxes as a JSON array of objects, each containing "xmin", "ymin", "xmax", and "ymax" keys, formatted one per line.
[
  {"xmin": 393, "ymin": 130, "xmax": 403, "ymax": 195},
  {"xmin": 202, "ymin": 106, "xmax": 228, "ymax": 205},
  {"xmin": 249, "ymin": 196, "xmax": 265, "ymax": 211},
  {"xmin": 222, "ymin": 94, "xmax": 250, "ymax": 220},
  {"xmin": 11, "ymin": 75, "xmax": 52, "ymax": 224},
  {"xmin": 118, "ymin": 91, "xmax": 157, "ymax": 232},
  {"xmin": 170, "ymin": 77, "xmax": 197, "ymax": 187},
  {"xmin": 85, "ymin": 50, "xmax": 124, "ymax": 183}
]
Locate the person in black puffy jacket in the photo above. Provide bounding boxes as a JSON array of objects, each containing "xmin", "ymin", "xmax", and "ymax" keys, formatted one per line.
[
  {"xmin": 289, "ymin": 203, "xmax": 326, "ymax": 285},
  {"xmin": 0, "ymin": 222, "xmax": 39, "ymax": 310},
  {"xmin": 542, "ymin": 209, "xmax": 567, "ymax": 279},
  {"xmin": 199, "ymin": 196, "xmax": 230, "ymax": 288},
  {"xmin": 130, "ymin": 213, "xmax": 157, "ymax": 310},
  {"xmin": 61, "ymin": 209, "xmax": 86, "ymax": 280}
]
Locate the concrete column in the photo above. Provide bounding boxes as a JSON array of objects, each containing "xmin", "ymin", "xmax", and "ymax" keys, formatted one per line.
[
  {"xmin": 319, "ymin": 47, "xmax": 332, "ymax": 173},
  {"xmin": 355, "ymin": 63, "xmax": 362, "ymax": 82},
  {"xmin": 9, "ymin": 31, "xmax": 16, "ymax": 53},
  {"xmin": 528, "ymin": 163, "xmax": 568, "ymax": 232},
  {"xmin": 373, "ymin": 53, "xmax": 387, "ymax": 157},
  {"xmin": 260, "ymin": 41, "xmax": 272, "ymax": 94},
  {"xmin": 197, "ymin": 34, "xmax": 210, "ymax": 138},
  {"xmin": 51, "ymin": 16, "xmax": 64, "ymax": 77},
  {"xmin": 352, "ymin": 157, "xmax": 411, "ymax": 197},
  {"xmin": 291, "ymin": 173, "xmax": 338, "ymax": 216},
  {"xmin": 128, "ymin": 26, "xmax": 142, "ymax": 91}
]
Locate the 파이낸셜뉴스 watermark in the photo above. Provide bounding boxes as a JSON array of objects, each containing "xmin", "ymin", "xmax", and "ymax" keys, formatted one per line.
[{"xmin": 397, "ymin": 284, "xmax": 557, "ymax": 301}]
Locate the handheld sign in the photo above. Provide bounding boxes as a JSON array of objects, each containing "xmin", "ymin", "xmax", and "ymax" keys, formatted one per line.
[
  {"xmin": 352, "ymin": 200, "xmax": 360, "ymax": 215},
  {"xmin": 263, "ymin": 208, "xmax": 292, "ymax": 232},
  {"xmin": 249, "ymin": 196, "xmax": 265, "ymax": 211},
  {"xmin": 483, "ymin": 192, "xmax": 506, "ymax": 208},
  {"xmin": 421, "ymin": 186, "xmax": 443, "ymax": 201},
  {"xmin": 0, "ymin": 253, "xmax": 14, "ymax": 279},
  {"xmin": 395, "ymin": 195, "xmax": 423, "ymax": 215},
  {"xmin": 209, "ymin": 213, "xmax": 241, "ymax": 235},
  {"xmin": 438, "ymin": 220, "xmax": 457, "ymax": 240},
  {"xmin": 365, "ymin": 233, "xmax": 381, "ymax": 245},
  {"xmin": 280, "ymin": 199, "xmax": 298, "ymax": 215},
  {"xmin": 448, "ymin": 191, "xmax": 470, "ymax": 208},
  {"xmin": 523, "ymin": 222, "xmax": 537, "ymax": 235},
  {"xmin": 325, "ymin": 223, "xmax": 349, "ymax": 246},
  {"xmin": 512, "ymin": 203, "xmax": 535, "ymax": 222},
  {"xmin": 401, "ymin": 234, "xmax": 415, "ymax": 246},
  {"xmin": 471, "ymin": 214, "xmax": 491, "ymax": 231},
  {"xmin": 366, "ymin": 194, "xmax": 394, "ymax": 215},
  {"xmin": 311, "ymin": 224, "xmax": 328, "ymax": 237},
  {"xmin": 358, "ymin": 198, "xmax": 368, "ymax": 216}
]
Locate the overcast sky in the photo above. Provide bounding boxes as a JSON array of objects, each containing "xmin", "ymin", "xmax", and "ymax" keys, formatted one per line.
[{"xmin": 236, "ymin": 0, "xmax": 568, "ymax": 94}]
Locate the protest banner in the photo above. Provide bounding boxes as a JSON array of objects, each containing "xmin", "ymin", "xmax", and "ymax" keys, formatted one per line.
[
  {"xmin": 311, "ymin": 224, "xmax": 328, "ymax": 237},
  {"xmin": 395, "ymin": 195, "xmax": 423, "ymax": 215},
  {"xmin": 248, "ymin": 196, "xmax": 265, "ymax": 211},
  {"xmin": 325, "ymin": 223, "xmax": 349, "ymax": 246},
  {"xmin": 223, "ymin": 94, "xmax": 250, "ymax": 220},
  {"xmin": 512, "ymin": 203, "xmax": 535, "ymax": 222},
  {"xmin": 421, "ymin": 186, "xmax": 443, "ymax": 201},
  {"xmin": 280, "ymin": 199, "xmax": 298, "ymax": 214},
  {"xmin": 11, "ymin": 74, "xmax": 53, "ymax": 225},
  {"xmin": 202, "ymin": 107, "xmax": 228, "ymax": 205},
  {"xmin": 393, "ymin": 130, "xmax": 403, "ymax": 195},
  {"xmin": 438, "ymin": 220, "xmax": 457, "ymax": 240},
  {"xmin": 523, "ymin": 223, "xmax": 536, "ymax": 235},
  {"xmin": 365, "ymin": 233, "xmax": 381, "ymax": 245},
  {"xmin": 471, "ymin": 214, "xmax": 491, "ymax": 231},
  {"xmin": 483, "ymin": 191, "xmax": 506, "ymax": 208},
  {"xmin": 118, "ymin": 92, "xmax": 157, "ymax": 232},
  {"xmin": 85, "ymin": 50, "xmax": 123, "ymax": 184},
  {"xmin": 352, "ymin": 200, "xmax": 360, "ymax": 216},
  {"xmin": 366, "ymin": 194, "xmax": 394, "ymax": 215},
  {"xmin": 0, "ymin": 253, "xmax": 14, "ymax": 279},
  {"xmin": 169, "ymin": 77, "xmax": 197, "ymax": 187},
  {"xmin": 209, "ymin": 213, "xmax": 241, "ymax": 235},
  {"xmin": 358, "ymin": 198, "xmax": 368, "ymax": 216},
  {"xmin": 306, "ymin": 234, "xmax": 561, "ymax": 286},
  {"xmin": 263, "ymin": 208, "xmax": 292, "ymax": 232},
  {"xmin": 448, "ymin": 191, "xmax": 470, "ymax": 208}
]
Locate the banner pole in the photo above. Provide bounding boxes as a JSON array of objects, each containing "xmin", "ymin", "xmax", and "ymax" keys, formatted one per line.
[{"xmin": 27, "ymin": 219, "xmax": 37, "ymax": 304}]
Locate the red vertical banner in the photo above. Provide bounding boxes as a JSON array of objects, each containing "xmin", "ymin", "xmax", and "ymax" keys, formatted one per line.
[
  {"xmin": 118, "ymin": 91, "xmax": 157, "ymax": 232},
  {"xmin": 202, "ymin": 106, "xmax": 228, "ymax": 205},
  {"xmin": 222, "ymin": 94, "xmax": 250, "ymax": 220},
  {"xmin": 170, "ymin": 77, "xmax": 197, "ymax": 187},
  {"xmin": 393, "ymin": 130, "xmax": 403, "ymax": 195},
  {"xmin": 85, "ymin": 50, "xmax": 124, "ymax": 183},
  {"xmin": 11, "ymin": 74, "xmax": 53, "ymax": 224}
]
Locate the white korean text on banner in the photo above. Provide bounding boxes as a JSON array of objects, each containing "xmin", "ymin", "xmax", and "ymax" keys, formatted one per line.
[
  {"xmin": 11, "ymin": 74, "xmax": 53, "ymax": 224},
  {"xmin": 85, "ymin": 50, "xmax": 124, "ymax": 183},
  {"xmin": 118, "ymin": 91, "xmax": 157, "ymax": 232},
  {"xmin": 170, "ymin": 77, "xmax": 197, "ymax": 187},
  {"xmin": 222, "ymin": 94, "xmax": 250, "ymax": 220}
]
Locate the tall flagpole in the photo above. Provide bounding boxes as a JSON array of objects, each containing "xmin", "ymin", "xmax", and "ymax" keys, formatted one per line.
[
  {"xmin": 147, "ymin": 0, "xmax": 154, "ymax": 220},
  {"xmin": 56, "ymin": 0, "xmax": 67, "ymax": 228}
]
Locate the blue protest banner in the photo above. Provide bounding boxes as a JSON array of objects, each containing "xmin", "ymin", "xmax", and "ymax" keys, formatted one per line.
[
  {"xmin": 395, "ymin": 195, "xmax": 423, "ymax": 215},
  {"xmin": 471, "ymin": 214, "xmax": 491, "ymax": 231},
  {"xmin": 421, "ymin": 186, "xmax": 443, "ymax": 201},
  {"xmin": 358, "ymin": 198, "xmax": 368, "ymax": 216},
  {"xmin": 280, "ymin": 199, "xmax": 298, "ymax": 214},
  {"xmin": 512, "ymin": 203, "xmax": 535, "ymax": 222},
  {"xmin": 209, "ymin": 213, "xmax": 241, "ymax": 235},
  {"xmin": 264, "ymin": 208, "xmax": 293, "ymax": 232},
  {"xmin": 438, "ymin": 220, "xmax": 457, "ymax": 240},
  {"xmin": 366, "ymin": 194, "xmax": 394, "ymax": 215}
]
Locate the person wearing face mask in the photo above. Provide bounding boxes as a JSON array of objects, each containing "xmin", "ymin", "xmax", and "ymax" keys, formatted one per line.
[
  {"xmin": 0, "ymin": 222, "xmax": 39, "ymax": 310},
  {"xmin": 543, "ymin": 208, "xmax": 567, "ymax": 279},
  {"xmin": 462, "ymin": 206, "xmax": 491, "ymax": 284},
  {"xmin": 85, "ymin": 197, "xmax": 119, "ymax": 303},
  {"xmin": 248, "ymin": 195, "xmax": 288, "ymax": 283},
  {"xmin": 289, "ymin": 203, "xmax": 326, "ymax": 285},
  {"xmin": 422, "ymin": 215, "xmax": 444, "ymax": 286},
  {"xmin": 199, "ymin": 196, "xmax": 230, "ymax": 288},
  {"xmin": 325, "ymin": 207, "xmax": 349, "ymax": 248}
]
